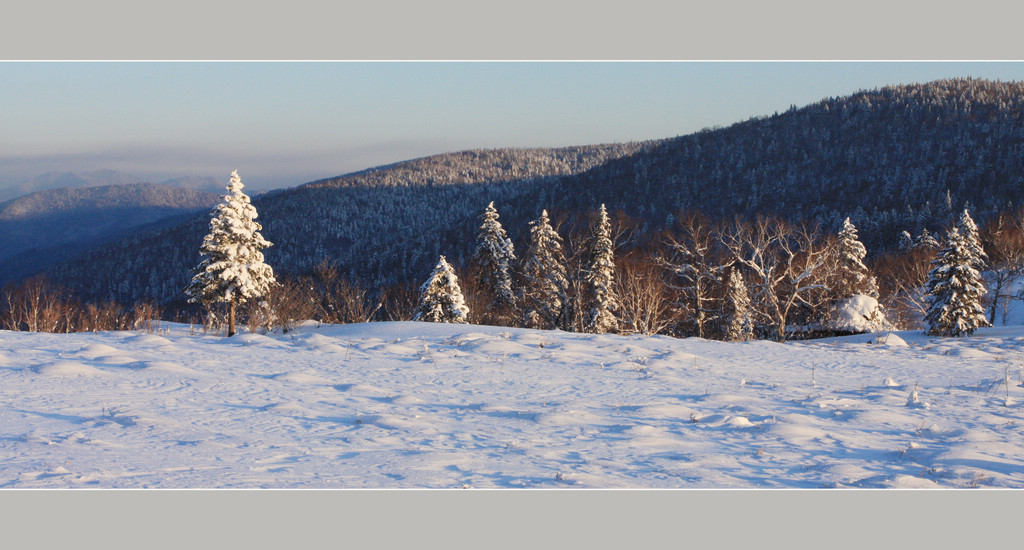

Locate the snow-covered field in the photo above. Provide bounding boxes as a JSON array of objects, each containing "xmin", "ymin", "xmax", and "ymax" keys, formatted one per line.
[{"xmin": 1, "ymin": 320, "xmax": 1023, "ymax": 488}]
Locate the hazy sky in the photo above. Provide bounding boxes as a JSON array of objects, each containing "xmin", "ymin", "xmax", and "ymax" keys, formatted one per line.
[{"xmin": 3, "ymin": 61, "xmax": 1024, "ymax": 192}]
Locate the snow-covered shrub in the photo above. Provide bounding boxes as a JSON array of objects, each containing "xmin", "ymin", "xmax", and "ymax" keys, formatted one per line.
[{"xmin": 829, "ymin": 294, "xmax": 891, "ymax": 334}]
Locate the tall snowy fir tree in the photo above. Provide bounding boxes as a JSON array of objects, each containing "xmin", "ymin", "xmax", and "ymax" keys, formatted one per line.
[
  {"xmin": 185, "ymin": 170, "xmax": 276, "ymax": 337},
  {"xmin": 957, "ymin": 208, "xmax": 988, "ymax": 271},
  {"xmin": 722, "ymin": 267, "xmax": 754, "ymax": 341},
  {"xmin": 583, "ymin": 204, "xmax": 619, "ymax": 334},
  {"xmin": 413, "ymin": 255, "xmax": 469, "ymax": 324},
  {"xmin": 519, "ymin": 210, "xmax": 569, "ymax": 330},
  {"xmin": 924, "ymin": 227, "xmax": 990, "ymax": 337},
  {"xmin": 834, "ymin": 218, "xmax": 879, "ymax": 299},
  {"xmin": 470, "ymin": 202, "xmax": 517, "ymax": 325}
]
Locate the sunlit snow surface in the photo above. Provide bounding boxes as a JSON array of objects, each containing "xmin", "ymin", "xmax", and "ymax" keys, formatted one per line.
[{"xmin": 2, "ymin": 321, "xmax": 1023, "ymax": 488}]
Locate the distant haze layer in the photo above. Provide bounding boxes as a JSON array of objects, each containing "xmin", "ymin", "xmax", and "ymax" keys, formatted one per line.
[{"xmin": 4, "ymin": 62, "xmax": 1024, "ymax": 194}]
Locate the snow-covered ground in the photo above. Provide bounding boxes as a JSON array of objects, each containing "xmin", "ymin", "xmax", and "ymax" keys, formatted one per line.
[{"xmin": 1, "ymin": 320, "xmax": 1023, "ymax": 488}]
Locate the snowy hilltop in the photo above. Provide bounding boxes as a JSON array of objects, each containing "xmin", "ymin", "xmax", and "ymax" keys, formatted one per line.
[{"xmin": 2, "ymin": 320, "xmax": 1022, "ymax": 488}]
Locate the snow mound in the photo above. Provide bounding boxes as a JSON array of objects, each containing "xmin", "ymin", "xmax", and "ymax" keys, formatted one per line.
[
  {"xmin": 271, "ymin": 372, "xmax": 333, "ymax": 385},
  {"xmin": 75, "ymin": 344, "xmax": 123, "ymax": 358},
  {"xmin": 129, "ymin": 334, "xmax": 173, "ymax": 347},
  {"xmin": 357, "ymin": 414, "xmax": 421, "ymax": 430},
  {"xmin": 95, "ymin": 355, "xmax": 138, "ymax": 365},
  {"xmin": 830, "ymin": 295, "xmax": 890, "ymax": 333},
  {"xmin": 536, "ymin": 410, "xmax": 606, "ymax": 426},
  {"xmin": 390, "ymin": 394, "xmax": 426, "ymax": 405},
  {"xmin": 302, "ymin": 334, "xmax": 348, "ymax": 353},
  {"xmin": 887, "ymin": 475, "xmax": 941, "ymax": 488},
  {"xmin": 638, "ymin": 403, "xmax": 699, "ymax": 420},
  {"xmin": 872, "ymin": 333, "xmax": 908, "ymax": 347},
  {"xmin": 33, "ymin": 360, "xmax": 107, "ymax": 377},
  {"xmin": 726, "ymin": 416, "xmax": 756, "ymax": 428},
  {"xmin": 944, "ymin": 347, "xmax": 996, "ymax": 359},
  {"xmin": 624, "ymin": 424, "xmax": 672, "ymax": 439},
  {"xmin": 770, "ymin": 421, "xmax": 828, "ymax": 445},
  {"xmin": 141, "ymin": 361, "xmax": 203, "ymax": 376}
]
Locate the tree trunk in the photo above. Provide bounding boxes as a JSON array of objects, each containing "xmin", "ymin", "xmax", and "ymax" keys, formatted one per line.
[
  {"xmin": 228, "ymin": 299, "xmax": 237, "ymax": 337},
  {"xmin": 988, "ymin": 277, "xmax": 1004, "ymax": 326}
]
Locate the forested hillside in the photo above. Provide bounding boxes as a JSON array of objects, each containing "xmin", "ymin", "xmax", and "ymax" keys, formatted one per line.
[
  {"xmin": 44, "ymin": 144, "xmax": 653, "ymax": 305},
  {"xmin": 0, "ymin": 183, "xmax": 219, "ymax": 284},
  {"xmin": 42, "ymin": 78, "xmax": 1024, "ymax": 309}
]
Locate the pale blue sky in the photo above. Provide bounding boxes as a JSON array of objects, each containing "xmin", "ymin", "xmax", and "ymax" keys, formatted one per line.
[{"xmin": 3, "ymin": 61, "xmax": 1024, "ymax": 191}]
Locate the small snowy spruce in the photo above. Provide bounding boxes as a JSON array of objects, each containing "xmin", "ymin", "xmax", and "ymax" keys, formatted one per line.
[
  {"xmin": 924, "ymin": 227, "xmax": 990, "ymax": 337},
  {"xmin": 835, "ymin": 218, "xmax": 879, "ymax": 299},
  {"xmin": 915, "ymin": 228, "xmax": 940, "ymax": 250},
  {"xmin": 827, "ymin": 219, "xmax": 887, "ymax": 333},
  {"xmin": 471, "ymin": 202, "xmax": 516, "ymax": 324},
  {"xmin": 898, "ymin": 231, "xmax": 914, "ymax": 251},
  {"xmin": 414, "ymin": 255, "xmax": 469, "ymax": 323},
  {"xmin": 722, "ymin": 267, "xmax": 754, "ymax": 341},
  {"xmin": 520, "ymin": 210, "xmax": 569, "ymax": 330},
  {"xmin": 583, "ymin": 204, "xmax": 619, "ymax": 334},
  {"xmin": 185, "ymin": 170, "xmax": 276, "ymax": 337}
]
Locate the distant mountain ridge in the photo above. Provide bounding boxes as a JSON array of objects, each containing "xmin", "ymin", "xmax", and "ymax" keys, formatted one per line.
[
  {"xmin": 0, "ymin": 182, "xmax": 220, "ymax": 285},
  {"xmin": 0, "ymin": 169, "xmax": 145, "ymax": 201},
  {"xmin": 302, "ymin": 144, "xmax": 659, "ymax": 189},
  {"xmin": 0, "ymin": 169, "xmax": 224, "ymax": 201},
  {"xmin": 38, "ymin": 77, "xmax": 1024, "ymax": 309},
  {"xmin": 0, "ymin": 182, "xmax": 220, "ymax": 220}
]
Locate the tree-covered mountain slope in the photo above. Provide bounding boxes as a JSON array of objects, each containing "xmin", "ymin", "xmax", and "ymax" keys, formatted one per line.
[
  {"xmin": 42, "ymin": 78, "xmax": 1024, "ymax": 307},
  {"xmin": 0, "ymin": 183, "xmax": 220, "ymax": 284}
]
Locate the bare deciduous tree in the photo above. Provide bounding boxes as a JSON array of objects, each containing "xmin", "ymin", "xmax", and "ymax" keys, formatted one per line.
[
  {"xmin": 980, "ymin": 208, "xmax": 1024, "ymax": 324},
  {"xmin": 872, "ymin": 246, "xmax": 938, "ymax": 330},
  {"xmin": 721, "ymin": 217, "xmax": 831, "ymax": 341},
  {"xmin": 658, "ymin": 211, "xmax": 724, "ymax": 338},
  {"xmin": 615, "ymin": 253, "xmax": 678, "ymax": 335}
]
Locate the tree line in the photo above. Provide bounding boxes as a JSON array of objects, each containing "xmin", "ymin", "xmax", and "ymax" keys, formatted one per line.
[
  {"xmin": 183, "ymin": 172, "xmax": 1023, "ymax": 339},
  {"xmin": 5, "ymin": 169, "xmax": 1022, "ymax": 340}
]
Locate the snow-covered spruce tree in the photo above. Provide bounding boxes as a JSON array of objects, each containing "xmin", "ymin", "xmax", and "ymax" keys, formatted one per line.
[
  {"xmin": 413, "ymin": 255, "xmax": 469, "ymax": 323},
  {"xmin": 915, "ymin": 228, "xmax": 940, "ymax": 250},
  {"xmin": 924, "ymin": 227, "xmax": 990, "ymax": 337},
  {"xmin": 834, "ymin": 218, "xmax": 879, "ymax": 299},
  {"xmin": 185, "ymin": 170, "xmax": 276, "ymax": 337},
  {"xmin": 957, "ymin": 208, "xmax": 988, "ymax": 271},
  {"xmin": 583, "ymin": 204, "xmax": 619, "ymax": 334},
  {"xmin": 898, "ymin": 231, "xmax": 915, "ymax": 251},
  {"xmin": 470, "ymin": 202, "xmax": 516, "ymax": 325},
  {"xmin": 519, "ymin": 210, "xmax": 569, "ymax": 330},
  {"xmin": 722, "ymin": 266, "xmax": 754, "ymax": 341}
]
